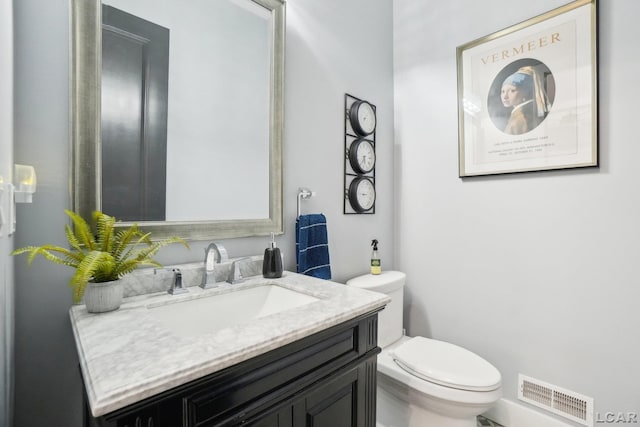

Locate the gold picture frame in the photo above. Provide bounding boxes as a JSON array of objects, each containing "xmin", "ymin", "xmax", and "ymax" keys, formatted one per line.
[{"xmin": 457, "ymin": 0, "xmax": 598, "ymax": 177}]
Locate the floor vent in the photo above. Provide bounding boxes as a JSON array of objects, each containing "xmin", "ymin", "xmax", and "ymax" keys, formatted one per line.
[{"xmin": 518, "ymin": 374, "xmax": 594, "ymax": 426}]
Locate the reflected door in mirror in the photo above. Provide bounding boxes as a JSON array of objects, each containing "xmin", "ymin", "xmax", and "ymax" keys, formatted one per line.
[{"xmin": 102, "ymin": 5, "xmax": 169, "ymax": 221}]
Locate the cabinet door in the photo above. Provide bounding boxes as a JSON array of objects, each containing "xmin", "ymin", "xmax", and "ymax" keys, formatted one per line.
[
  {"xmin": 112, "ymin": 406, "xmax": 158, "ymax": 427},
  {"xmin": 83, "ymin": 393, "xmax": 181, "ymax": 427},
  {"xmin": 292, "ymin": 359, "xmax": 377, "ymax": 427},
  {"xmin": 244, "ymin": 406, "xmax": 292, "ymax": 427},
  {"xmin": 83, "ymin": 394, "xmax": 159, "ymax": 427}
]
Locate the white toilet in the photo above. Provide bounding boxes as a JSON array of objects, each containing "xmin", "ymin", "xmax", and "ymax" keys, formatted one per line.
[{"xmin": 346, "ymin": 271, "xmax": 502, "ymax": 427}]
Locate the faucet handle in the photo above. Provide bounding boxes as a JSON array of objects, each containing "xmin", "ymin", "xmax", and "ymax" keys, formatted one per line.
[
  {"xmin": 155, "ymin": 268, "xmax": 188, "ymax": 295},
  {"xmin": 227, "ymin": 257, "xmax": 253, "ymax": 284}
]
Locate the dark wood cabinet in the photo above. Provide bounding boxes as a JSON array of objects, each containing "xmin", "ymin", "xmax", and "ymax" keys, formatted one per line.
[
  {"xmin": 291, "ymin": 360, "xmax": 376, "ymax": 427},
  {"xmin": 83, "ymin": 311, "xmax": 380, "ymax": 427}
]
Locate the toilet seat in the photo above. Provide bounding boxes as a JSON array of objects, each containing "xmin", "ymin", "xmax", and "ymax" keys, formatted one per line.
[{"xmin": 390, "ymin": 336, "xmax": 501, "ymax": 392}]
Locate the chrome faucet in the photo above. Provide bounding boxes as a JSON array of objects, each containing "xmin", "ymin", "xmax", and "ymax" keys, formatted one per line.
[
  {"xmin": 227, "ymin": 257, "xmax": 253, "ymax": 284},
  {"xmin": 201, "ymin": 242, "xmax": 228, "ymax": 289},
  {"xmin": 155, "ymin": 268, "xmax": 188, "ymax": 295}
]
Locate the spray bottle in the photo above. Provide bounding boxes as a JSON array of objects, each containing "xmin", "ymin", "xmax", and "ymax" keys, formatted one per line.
[{"xmin": 370, "ymin": 239, "xmax": 381, "ymax": 275}]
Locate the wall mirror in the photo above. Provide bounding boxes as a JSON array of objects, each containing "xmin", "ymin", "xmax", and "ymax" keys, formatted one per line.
[{"xmin": 71, "ymin": 0, "xmax": 284, "ymax": 240}]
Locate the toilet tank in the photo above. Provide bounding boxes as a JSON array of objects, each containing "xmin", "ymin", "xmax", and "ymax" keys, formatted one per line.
[{"xmin": 346, "ymin": 271, "xmax": 406, "ymax": 348}]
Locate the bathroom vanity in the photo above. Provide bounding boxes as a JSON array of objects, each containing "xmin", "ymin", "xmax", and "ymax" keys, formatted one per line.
[{"xmin": 70, "ymin": 272, "xmax": 389, "ymax": 427}]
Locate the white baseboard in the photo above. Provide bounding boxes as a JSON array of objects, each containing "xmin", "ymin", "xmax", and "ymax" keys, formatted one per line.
[{"xmin": 484, "ymin": 398, "xmax": 576, "ymax": 427}]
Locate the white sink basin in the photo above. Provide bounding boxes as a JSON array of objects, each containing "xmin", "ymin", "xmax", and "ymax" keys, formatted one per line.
[{"xmin": 147, "ymin": 284, "xmax": 319, "ymax": 337}]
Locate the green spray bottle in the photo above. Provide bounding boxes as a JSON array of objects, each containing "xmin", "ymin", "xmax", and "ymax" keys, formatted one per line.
[{"xmin": 370, "ymin": 239, "xmax": 381, "ymax": 275}]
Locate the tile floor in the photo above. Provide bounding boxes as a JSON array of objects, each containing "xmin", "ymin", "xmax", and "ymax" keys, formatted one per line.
[{"xmin": 477, "ymin": 415, "xmax": 505, "ymax": 426}]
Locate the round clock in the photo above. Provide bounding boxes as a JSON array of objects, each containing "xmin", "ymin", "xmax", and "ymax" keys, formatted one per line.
[
  {"xmin": 348, "ymin": 139, "xmax": 376, "ymax": 174},
  {"xmin": 348, "ymin": 176, "xmax": 376, "ymax": 213},
  {"xmin": 349, "ymin": 100, "xmax": 376, "ymax": 136}
]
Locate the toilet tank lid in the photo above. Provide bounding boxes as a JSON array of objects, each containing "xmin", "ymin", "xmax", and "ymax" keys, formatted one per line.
[{"xmin": 345, "ymin": 271, "xmax": 406, "ymax": 293}]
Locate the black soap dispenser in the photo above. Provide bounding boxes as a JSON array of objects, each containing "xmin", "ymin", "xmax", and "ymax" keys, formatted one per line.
[{"xmin": 263, "ymin": 232, "xmax": 283, "ymax": 278}]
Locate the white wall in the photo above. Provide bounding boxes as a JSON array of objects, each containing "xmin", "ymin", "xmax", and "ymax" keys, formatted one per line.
[
  {"xmin": 394, "ymin": 0, "xmax": 640, "ymax": 423},
  {"xmin": 12, "ymin": 0, "xmax": 394, "ymax": 425}
]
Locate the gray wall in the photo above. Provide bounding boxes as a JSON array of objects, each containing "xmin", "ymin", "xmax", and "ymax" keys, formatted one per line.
[
  {"xmin": 12, "ymin": 0, "xmax": 394, "ymax": 425},
  {"xmin": 13, "ymin": 1, "xmax": 82, "ymax": 425},
  {"xmin": 394, "ymin": 0, "xmax": 640, "ymax": 423},
  {"xmin": 1, "ymin": 1, "xmax": 15, "ymax": 426}
]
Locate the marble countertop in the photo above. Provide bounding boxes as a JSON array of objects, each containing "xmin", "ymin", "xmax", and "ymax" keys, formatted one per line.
[{"xmin": 70, "ymin": 271, "xmax": 390, "ymax": 417}]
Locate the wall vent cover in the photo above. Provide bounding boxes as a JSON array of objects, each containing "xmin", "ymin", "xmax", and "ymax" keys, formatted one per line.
[{"xmin": 518, "ymin": 374, "xmax": 594, "ymax": 426}]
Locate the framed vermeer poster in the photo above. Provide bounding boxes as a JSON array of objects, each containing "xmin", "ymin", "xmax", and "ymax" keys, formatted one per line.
[{"xmin": 457, "ymin": 0, "xmax": 598, "ymax": 177}]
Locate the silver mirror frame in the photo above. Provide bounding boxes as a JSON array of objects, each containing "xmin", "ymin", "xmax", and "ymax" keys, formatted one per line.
[{"xmin": 70, "ymin": 0, "xmax": 284, "ymax": 240}]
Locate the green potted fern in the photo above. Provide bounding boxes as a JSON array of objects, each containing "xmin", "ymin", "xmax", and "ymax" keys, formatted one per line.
[{"xmin": 13, "ymin": 209, "xmax": 188, "ymax": 313}]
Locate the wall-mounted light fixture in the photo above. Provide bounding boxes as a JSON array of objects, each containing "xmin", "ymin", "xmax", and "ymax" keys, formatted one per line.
[
  {"xmin": 14, "ymin": 164, "xmax": 36, "ymax": 203},
  {"xmin": 0, "ymin": 164, "xmax": 38, "ymax": 236},
  {"xmin": 0, "ymin": 175, "xmax": 6, "ymax": 236}
]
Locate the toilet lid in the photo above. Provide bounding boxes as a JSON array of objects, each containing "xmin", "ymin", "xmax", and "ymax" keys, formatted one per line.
[{"xmin": 390, "ymin": 337, "xmax": 501, "ymax": 391}]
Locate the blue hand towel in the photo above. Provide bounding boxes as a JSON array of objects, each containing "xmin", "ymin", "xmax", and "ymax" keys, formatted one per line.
[{"xmin": 296, "ymin": 213, "xmax": 331, "ymax": 280}]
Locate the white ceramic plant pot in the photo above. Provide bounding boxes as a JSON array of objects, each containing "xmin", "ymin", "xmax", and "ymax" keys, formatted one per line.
[{"xmin": 84, "ymin": 280, "xmax": 123, "ymax": 313}]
